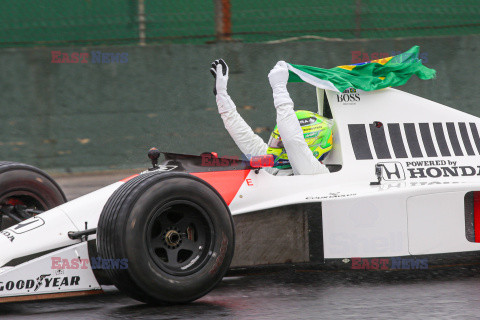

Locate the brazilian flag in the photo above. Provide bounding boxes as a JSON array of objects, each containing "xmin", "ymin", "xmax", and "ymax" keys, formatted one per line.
[{"xmin": 287, "ymin": 46, "xmax": 436, "ymax": 93}]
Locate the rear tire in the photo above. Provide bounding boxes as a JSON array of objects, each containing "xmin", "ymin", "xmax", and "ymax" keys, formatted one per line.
[
  {"xmin": 0, "ymin": 162, "xmax": 66, "ymax": 230},
  {"xmin": 97, "ymin": 172, "xmax": 235, "ymax": 304}
]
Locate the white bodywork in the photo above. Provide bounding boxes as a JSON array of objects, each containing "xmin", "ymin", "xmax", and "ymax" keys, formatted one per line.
[
  {"xmin": 228, "ymin": 88, "xmax": 480, "ymax": 258},
  {"xmin": 0, "ymin": 243, "xmax": 101, "ymax": 298},
  {"xmin": 1, "ymin": 87, "xmax": 480, "ymax": 300}
]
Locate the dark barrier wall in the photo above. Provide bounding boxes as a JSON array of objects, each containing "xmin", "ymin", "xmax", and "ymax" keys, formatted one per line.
[{"xmin": 0, "ymin": 35, "xmax": 478, "ymax": 171}]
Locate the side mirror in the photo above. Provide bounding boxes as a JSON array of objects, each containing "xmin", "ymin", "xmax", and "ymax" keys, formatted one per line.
[{"xmin": 250, "ymin": 155, "xmax": 274, "ymax": 168}]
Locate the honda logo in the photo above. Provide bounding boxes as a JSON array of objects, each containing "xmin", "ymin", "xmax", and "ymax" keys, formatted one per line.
[{"xmin": 377, "ymin": 162, "xmax": 405, "ymax": 181}]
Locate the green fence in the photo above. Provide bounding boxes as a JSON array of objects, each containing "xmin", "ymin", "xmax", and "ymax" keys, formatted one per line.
[
  {"xmin": 0, "ymin": 0, "xmax": 139, "ymax": 46},
  {"xmin": 1, "ymin": 0, "xmax": 480, "ymax": 47}
]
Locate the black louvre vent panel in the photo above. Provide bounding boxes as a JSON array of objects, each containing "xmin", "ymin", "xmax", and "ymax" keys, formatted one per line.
[
  {"xmin": 369, "ymin": 123, "xmax": 391, "ymax": 159},
  {"xmin": 349, "ymin": 122, "xmax": 480, "ymax": 160},
  {"xmin": 470, "ymin": 123, "xmax": 480, "ymax": 154},
  {"xmin": 459, "ymin": 122, "xmax": 475, "ymax": 156},
  {"xmin": 387, "ymin": 123, "xmax": 408, "ymax": 158},
  {"xmin": 348, "ymin": 124, "xmax": 373, "ymax": 160},
  {"xmin": 433, "ymin": 123, "xmax": 451, "ymax": 157},
  {"xmin": 446, "ymin": 122, "xmax": 464, "ymax": 156},
  {"xmin": 404, "ymin": 123, "xmax": 423, "ymax": 158},
  {"xmin": 419, "ymin": 123, "xmax": 437, "ymax": 157}
]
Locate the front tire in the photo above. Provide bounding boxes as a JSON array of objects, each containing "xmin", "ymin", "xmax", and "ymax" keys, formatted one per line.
[{"xmin": 97, "ymin": 172, "xmax": 235, "ymax": 304}]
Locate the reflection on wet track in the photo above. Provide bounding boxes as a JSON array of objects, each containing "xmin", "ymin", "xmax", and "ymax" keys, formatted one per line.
[{"xmin": 3, "ymin": 264, "xmax": 480, "ymax": 319}]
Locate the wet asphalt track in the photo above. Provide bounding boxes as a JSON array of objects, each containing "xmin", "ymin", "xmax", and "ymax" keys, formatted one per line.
[
  {"xmin": 2, "ymin": 172, "xmax": 480, "ymax": 319},
  {"xmin": 3, "ymin": 266, "xmax": 480, "ymax": 319}
]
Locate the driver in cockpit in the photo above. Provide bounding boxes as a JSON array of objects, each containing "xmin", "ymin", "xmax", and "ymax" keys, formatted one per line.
[{"xmin": 210, "ymin": 59, "xmax": 333, "ymax": 176}]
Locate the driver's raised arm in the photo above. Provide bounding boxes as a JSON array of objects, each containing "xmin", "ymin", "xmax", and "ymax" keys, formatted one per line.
[
  {"xmin": 268, "ymin": 61, "xmax": 329, "ymax": 175},
  {"xmin": 211, "ymin": 59, "xmax": 268, "ymax": 158}
]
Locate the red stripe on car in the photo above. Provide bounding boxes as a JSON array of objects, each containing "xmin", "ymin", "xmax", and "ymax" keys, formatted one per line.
[
  {"xmin": 191, "ymin": 170, "xmax": 250, "ymax": 205},
  {"xmin": 120, "ymin": 174, "xmax": 139, "ymax": 183},
  {"xmin": 474, "ymin": 192, "xmax": 480, "ymax": 242}
]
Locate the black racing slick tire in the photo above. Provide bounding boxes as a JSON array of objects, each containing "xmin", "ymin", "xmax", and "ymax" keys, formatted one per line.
[
  {"xmin": 96, "ymin": 172, "xmax": 235, "ymax": 305},
  {"xmin": 0, "ymin": 161, "xmax": 67, "ymax": 230}
]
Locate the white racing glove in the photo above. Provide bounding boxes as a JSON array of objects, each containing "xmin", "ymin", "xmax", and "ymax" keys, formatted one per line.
[
  {"xmin": 268, "ymin": 61, "xmax": 293, "ymax": 108},
  {"xmin": 210, "ymin": 59, "xmax": 236, "ymax": 114}
]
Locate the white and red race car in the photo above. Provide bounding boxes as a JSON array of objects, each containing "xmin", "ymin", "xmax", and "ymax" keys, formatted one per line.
[{"xmin": 1, "ymin": 86, "xmax": 480, "ymax": 304}]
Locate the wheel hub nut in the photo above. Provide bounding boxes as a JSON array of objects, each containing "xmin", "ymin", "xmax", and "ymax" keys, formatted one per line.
[{"xmin": 165, "ymin": 230, "xmax": 181, "ymax": 247}]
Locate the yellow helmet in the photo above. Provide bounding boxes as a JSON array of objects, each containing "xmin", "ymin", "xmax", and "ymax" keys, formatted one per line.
[{"xmin": 266, "ymin": 110, "xmax": 333, "ymax": 169}]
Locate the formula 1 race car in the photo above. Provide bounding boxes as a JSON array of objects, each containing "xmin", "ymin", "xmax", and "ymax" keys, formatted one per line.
[{"xmin": 1, "ymin": 86, "xmax": 480, "ymax": 304}]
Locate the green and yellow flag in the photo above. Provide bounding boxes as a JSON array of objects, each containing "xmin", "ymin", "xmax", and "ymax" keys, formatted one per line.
[{"xmin": 287, "ymin": 46, "xmax": 436, "ymax": 92}]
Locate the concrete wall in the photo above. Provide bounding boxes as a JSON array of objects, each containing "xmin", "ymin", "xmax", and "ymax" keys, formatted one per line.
[{"xmin": 0, "ymin": 35, "xmax": 479, "ymax": 171}]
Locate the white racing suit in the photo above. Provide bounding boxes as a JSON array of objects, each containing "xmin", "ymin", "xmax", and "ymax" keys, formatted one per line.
[{"xmin": 218, "ymin": 95, "xmax": 330, "ymax": 176}]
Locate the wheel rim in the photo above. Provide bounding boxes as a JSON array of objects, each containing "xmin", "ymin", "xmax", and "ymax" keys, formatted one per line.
[
  {"xmin": 146, "ymin": 200, "xmax": 215, "ymax": 276},
  {"xmin": 0, "ymin": 191, "xmax": 48, "ymax": 209}
]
